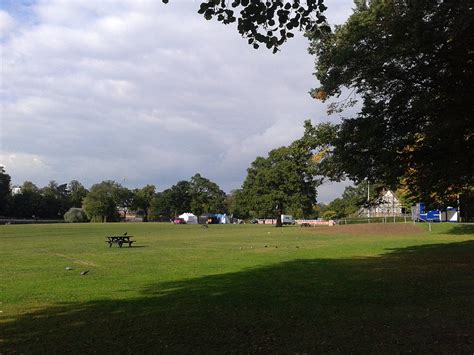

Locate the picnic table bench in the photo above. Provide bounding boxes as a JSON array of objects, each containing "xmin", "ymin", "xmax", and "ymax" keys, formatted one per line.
[{"xmin": 106, "ymin": 235, "xmax": 135, "ymax": 248}]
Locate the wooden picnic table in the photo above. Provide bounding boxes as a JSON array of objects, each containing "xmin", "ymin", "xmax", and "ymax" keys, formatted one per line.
[{"xmin": 106, "ymin": 235, "xmax": 135, "ymax": 248}]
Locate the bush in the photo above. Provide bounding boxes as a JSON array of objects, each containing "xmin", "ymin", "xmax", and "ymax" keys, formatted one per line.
[
  {"xmin": 322, "ymin": 210, "xmax": 337, "ymax": 221},
  {"xmin": 64, "ymin": 208, "xmax": 88, "ymax": 223}
]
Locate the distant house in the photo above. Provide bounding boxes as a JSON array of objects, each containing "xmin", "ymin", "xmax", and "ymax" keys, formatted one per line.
[
  {"xmin": 359, "ymin": 189, "xmax": 404, "ymax": 217},
  {"xmin": 118, "ymin": 210, "xmax": 143, "ymax": 222},
  {"xmin": 11, "ymin": 186, "xmax": 21, "ymax": 195}
]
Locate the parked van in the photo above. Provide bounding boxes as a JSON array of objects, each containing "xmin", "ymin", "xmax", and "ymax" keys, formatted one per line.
[{"xmin": 281, "ymin": 215, "xmax": 295, "ymax": 225}]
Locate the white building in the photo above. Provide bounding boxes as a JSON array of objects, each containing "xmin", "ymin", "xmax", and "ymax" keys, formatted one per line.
[
  {"xmin": 359, "ymin": 189, "xmax": 404, "ymax": 217},
  {"xmin": 12, "ymin": 186, "xmax": 21, "ymax": 195}
]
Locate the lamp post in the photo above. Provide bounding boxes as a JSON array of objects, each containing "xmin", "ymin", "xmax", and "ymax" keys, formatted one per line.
[{"xmin": 367, "ymin": 179, "xmax": 370, "ymax": 218}]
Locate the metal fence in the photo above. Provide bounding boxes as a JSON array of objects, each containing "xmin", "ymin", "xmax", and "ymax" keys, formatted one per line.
[
  {"xmin": 336, "ymin": 215, "xmax": 412, "ymax": 225},
  {"xmin": 0, "ymin": 218, "xmax": 65, "ymax": 225}
]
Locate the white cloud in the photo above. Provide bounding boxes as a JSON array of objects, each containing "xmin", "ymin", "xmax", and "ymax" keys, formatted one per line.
[
  {"xmin": 0, "ymin": 152, "xmax": 54, "ymax": 184},
  {"xmin": 0, "ymin": 10, "xmax": 15, "ymax": 37},
  {"xmin": 0, "ymin": 0, "xmax": 354, "ymax": 202}
]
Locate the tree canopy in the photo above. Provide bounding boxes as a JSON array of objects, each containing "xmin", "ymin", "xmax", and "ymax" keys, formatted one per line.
[
  {"xmin": 0, "ymin": 166, "xmax": 11, "ymax": 216},
  {"xmin": 10, "ymin": 181, "xmax": 43, "ymax": 219},
  {"xmin": 68, "ymin": 180, "xmax": 88, "ymax": 208},
  {"xmin": 189, "ymin": 173, "xmax": 227, "ymax": 216},
  {"xmin": 307, "ymin": 0, "xmax": 473, "ymax": 206},
  {"xmin": 163, "ymin": 0, "xmax": 329, "ymax": 53},
  {"xmin": 82, "ymin": 181, "xmax": 125, "ymax": 222},
  {"xmin": 150, "ymin": 181, "xmax": 192, "ymax": 220},
  {"xmin": 321, "ymin": 182, "xmax": 386, "ymax": 219},
  {"xmin": 132, "ymin": 185, "xmax": 156, "ymax": 222},
  {"xmin": 238, "ymin": 138, "xmax": 319, "ymax": 220},
  {"xmin": 149, "ymin": 175, "xmax": 226, "ymax": 220}
]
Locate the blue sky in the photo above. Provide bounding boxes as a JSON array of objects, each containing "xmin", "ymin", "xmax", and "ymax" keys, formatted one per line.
[{"xmin": 0, "ymin": 0, "xmax": 354, "ymax": 202}]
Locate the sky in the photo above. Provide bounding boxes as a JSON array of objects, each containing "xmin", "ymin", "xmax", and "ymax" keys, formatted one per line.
[{"xmin": 0, "ymin": 0, "xmax": 355, "ymax": 203}]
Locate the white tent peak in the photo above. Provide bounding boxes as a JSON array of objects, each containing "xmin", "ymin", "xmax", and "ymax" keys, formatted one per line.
[{"xmin": 178, "ymin": 212, "xmax": 198, "ymax": 224}]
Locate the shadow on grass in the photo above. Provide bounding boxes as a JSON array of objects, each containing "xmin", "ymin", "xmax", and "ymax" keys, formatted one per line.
[
  {"xmin": 445, "ymin": 223, "xmax": 474, "ymax": 235},
  {"xmin": 2, "ymin": 241, "xmax": 473, "ymax": 353}
]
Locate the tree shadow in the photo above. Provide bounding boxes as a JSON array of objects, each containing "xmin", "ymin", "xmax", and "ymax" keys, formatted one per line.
[
  {"xmin": 444, "ymin": 223, "xmax": 474, "ymax": 235},
  {"xmin": 2, "ymin": 241, "xmax": 473, "ymax": 353}
]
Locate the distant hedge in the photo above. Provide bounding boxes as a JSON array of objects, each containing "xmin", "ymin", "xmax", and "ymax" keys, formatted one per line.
[{"xmin": 64, "ymin": 208, "xmax": 88, "ymax": 223}]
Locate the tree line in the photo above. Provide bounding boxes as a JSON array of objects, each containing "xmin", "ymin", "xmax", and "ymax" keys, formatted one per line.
[
  {"xmin": 0, "ymin": 142, "xmax": 324, "ymax": 222},
  {"xmin": 0, "ymin": 169, "xmax": 231, "ymax": 222}
]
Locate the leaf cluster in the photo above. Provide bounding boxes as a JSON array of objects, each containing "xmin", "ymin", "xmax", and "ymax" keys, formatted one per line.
[
  {"xmin": 238, "ymin": 138, "xmax": 320, "ymax": 218},
  {"xmin": 164, "ymin": 0, "xmax": 329, "ymax": 53}
]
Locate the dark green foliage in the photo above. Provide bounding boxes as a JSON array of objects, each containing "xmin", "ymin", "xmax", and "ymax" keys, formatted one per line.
[
  {"xmin": 68, "ymin": 180, "xmax": 88, "ymax": 208},
  {"xmin": 2, "ymin": 178, "xmax": 89, "ymax": 219},
  {"xmin": 226, "ymin": 189, "xmax": 249, "ymax": 219},
  {"xmin": 131, "ymin": 185, "xmax": 156, "ymax": 222},
  {"xmin": 189, "ymin": 173, "xmax": 226, "ymax": 216},
  {"xmin": 239, "ymin": 139, "xmax": 319, "ymax": 219},
  {"xmin": 82, "ymin": 181, "xmax": 124, "ymax": 222},
  {"xmin": 150, "ymin": 175, "xmax": 226, "ymax": 219},
  {"xmin": 10, "ymin": 181, "xmax": 43, "ymax": 219},
  {"xmin": 150, "ymin": 180, "xmax": 192, "ymax": 220},
  {"xmin": 164, "ymin": 0, "xmax": 329, "ymax": 53},
  {"xmin": 63, "ymin": 207, "xmax": 88, "ymax": 223},
  {"xmin": 39, "ymin": 181, "xmax": 71, "ymax": 219},
  {"xmin": 308, "ymin": 0, "xmax": 474, "ymax": 204},
  {"xmin": 0, "ymin": 166, "xmax": 11, "ymax": 216},
  {"xmin": 322, "ymin": 182, "xmax": 385, "ymax": 219}
]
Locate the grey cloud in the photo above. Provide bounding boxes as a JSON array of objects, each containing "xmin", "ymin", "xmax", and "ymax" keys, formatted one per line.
[{"xmin": 1, "ymin": 0, "xmax": 354, "ymax": 203}]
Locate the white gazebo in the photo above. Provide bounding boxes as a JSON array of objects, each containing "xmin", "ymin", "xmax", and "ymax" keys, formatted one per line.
[{"xmin": 178, "ymin": 213, "xmax": 198, "ymax": 224}]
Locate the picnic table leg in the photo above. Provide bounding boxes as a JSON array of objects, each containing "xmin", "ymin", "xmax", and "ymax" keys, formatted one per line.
[
  {"xmin": 119, "ymin": 241, "xmax": 123, "ymax": 248},
  {"xmin": 108, "ymin": 241, "xmax": 112, "ymax": 248}
]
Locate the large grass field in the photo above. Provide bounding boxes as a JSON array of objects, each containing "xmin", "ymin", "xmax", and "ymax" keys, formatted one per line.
[{"xmin": 1, "ymin": 222, "xmax": 473, "ymax": 353}]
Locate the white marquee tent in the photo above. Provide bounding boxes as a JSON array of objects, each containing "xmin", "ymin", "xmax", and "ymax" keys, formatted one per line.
[{"xmin": 178, "ymin": 213, "xmax": 198, "ymax": 224}]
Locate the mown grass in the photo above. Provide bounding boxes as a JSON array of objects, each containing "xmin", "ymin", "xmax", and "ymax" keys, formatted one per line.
[{"xmin": 0, "ymin": 222, "xmax": 473, "ymax": 353}]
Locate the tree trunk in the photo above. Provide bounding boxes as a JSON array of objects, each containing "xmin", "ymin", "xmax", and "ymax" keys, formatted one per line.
[{"xmin": 275, "ymin": 208, "xmax": 282, "ymax": 228}]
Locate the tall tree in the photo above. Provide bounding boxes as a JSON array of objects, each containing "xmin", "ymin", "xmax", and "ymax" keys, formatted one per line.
[
  {"xmin": 132, "ymin": 185, "xmax": 156, "ymax": 222},
  {"xmin": 150, "ymin": 181, "xmax": 192, "ymax": 220},
  {"xmin": 68, "ymin": 180, "xmax": 88, "ymax": 208},
  {"xmin": 10, "ymin": 181, "xmax": 43, "ymax": 218},
  {"xmin": 189, "ymin": 174, "xmax": 226, "ymax": 216},
  {"xmin": 239, "ymin": 139, "xmax": 319, "ymax": 225},
  {"xmin": 226, "ymin": 189, "xmax": 249, "ymax": 219},
  {"xmin": 40, "ymin": 181, "xmax": 70, "ymax": 219},
  {"xmin": 149, "ymin": 191, "xmax": 174, "ymax": 221},
  {"xmin": 115, "ymin": 186, "xmax": 134, "ymax": 221},
  {"xmin": 0, "ymin": 166, "xmax": 11, "ymax": 216},
  {"xmin": 307, "ymin": 0, "xmax": 474, "ymax": 206},
  {"xmin": 82, "ymin": 181, "xmax": 123, "ymax": 222}
]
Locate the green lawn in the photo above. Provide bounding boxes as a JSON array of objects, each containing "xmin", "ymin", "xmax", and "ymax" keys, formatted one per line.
[{"xmin": 1, "ymin": 222, "xmax": 473, "ymax": 353}]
